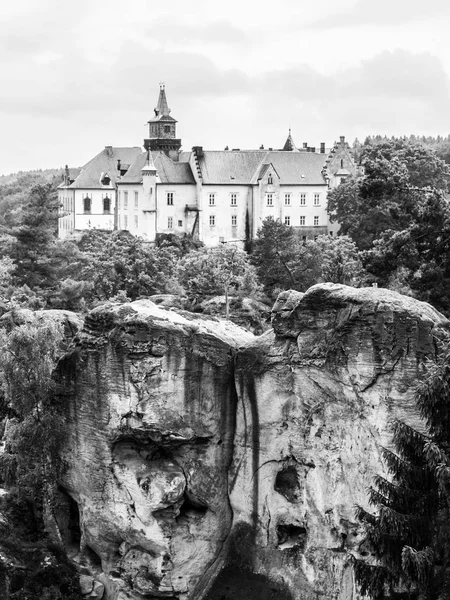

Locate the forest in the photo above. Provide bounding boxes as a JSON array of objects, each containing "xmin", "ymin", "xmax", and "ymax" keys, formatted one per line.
[{"xmin": 1, "ymin": 136, "xmax": 450, "ymax": 598}]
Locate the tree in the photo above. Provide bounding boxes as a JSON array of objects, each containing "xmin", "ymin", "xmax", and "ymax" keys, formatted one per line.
[
  {"xmin": 0, "ymin": 314, "xmax": 66, "ymax": 501},
  {"xmin": 314, "ymin": 235, "xmax": 365, "ymax": 286},
  {"xmin": 354, "ymin": 343, "xmax": 450, "ymax": 599},
  {"xmin": 0, "ymin": 314, "xmax": 82, "ymax": 600},
  {"xmin": 251, "ymin": 217, "xmax": 306, "ymax": 298},
  {"xmin": 327, "ymin": 140, "xmax": 450, "ymax": 251},
  {"xmin": 251, "ymin": 219, "xmax": 365, "ymax": 298},
  {"xmin": 10, "ymin": 183, "xmax": 60, "ymax": 290},
  {"xmin": 77, "ymin": 230, "xmax": 181, "ymax": 303},
  {"xmin": 364, "ymin": 188, "xmax": 450, "ymax": 315},
  {"xmin": 177, "ymin": 245, "xmax": 259, "ymax": 318}
]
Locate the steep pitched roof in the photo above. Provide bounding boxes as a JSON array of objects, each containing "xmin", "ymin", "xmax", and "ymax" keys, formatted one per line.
[
  {"xmin": 155, "ymin": 86, "xmax": 170, "ymax": 116},
  {"xmin": 196, "ymin": 150, "xmax": 326, "ymax": 185},
  {"xmin": 282, "ymin": 130, "xmax": 298, "ymax": 151},
  {"xmin": 148, "ymin": 85, "xmax": 177, "ymax": 123},
  {"xmin": 120, "ymin": 151, "xmax": 195, "ymax": 185},
  {"xmin": 67, "ymin": 147, "xmax": 142, "ymax": 189}
]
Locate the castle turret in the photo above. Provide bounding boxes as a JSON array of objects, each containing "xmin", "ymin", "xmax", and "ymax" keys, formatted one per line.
[
  {"xmin": 282, "ymin": 128, "xmax": 298, "ymax": 152},
  {"xmin": 144, "ymin": 83, "xmax": 181, "ymax": 161}
]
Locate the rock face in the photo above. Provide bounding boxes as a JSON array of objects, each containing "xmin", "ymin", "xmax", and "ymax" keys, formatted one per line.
[{"xmin": 53, "ymin": 285, "xmax": 448, "ymax": 600}]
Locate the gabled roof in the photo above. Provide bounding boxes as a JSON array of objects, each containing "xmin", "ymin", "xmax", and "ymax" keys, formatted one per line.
[
  {"xmin": 66, "ymin": 147, "xmax": 142, "ymax": 189},
  {"xmin": 196, "ymin": 150, "xmax": 327, "ymax": 185},
  {"xmin": 120, "ymin": 151, "xmax": 195, "ymax": 185},
  {"xmin": 257, "ymin": 163, "xmax": 280, "ymax": 181}
]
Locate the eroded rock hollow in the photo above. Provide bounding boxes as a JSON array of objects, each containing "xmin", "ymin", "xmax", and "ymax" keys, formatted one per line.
[{"xmin": 52, "ymin": 284, "xmax": 448, "ymax": 600}]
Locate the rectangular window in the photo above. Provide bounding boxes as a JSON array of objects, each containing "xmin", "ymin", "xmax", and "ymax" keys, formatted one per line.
[
  {"xmin": 209, "ymin": 215, "xmax": 215, "ymax": 226},
  {"xmin": 284, "ymin": 215, "xmax": 291, "ymax": 226},
  {"xmin": 302, "ymin": 235, "xmax": 307, "ymax": 242},
  {"xmin": 230, "ymin": 193, "xmax": 237, "ymax": 206},
  {"xmin": 209, "ymin": 193, "xmax": 215, "ymax": 206},
  {"xmin": 135, "ymin": 215, "xmax": 139, "ymax": 228},
  {"xmin": 168, "ymin": 217, "xmax": 173, "ymax": 229},
  {"xmin": 167, "ymin": 192, "xmax": 174, "ymax": 206},
  {"xmin": 314, "ymin": 216, "xmax": 319, "ymax": 226},
  {"xmin": 300, "ymin": 216, "xmax": 305, "ymax": 226},
  {"xmin": 124, "ymin": 191, "xmax": 128, "ymax": 209},
  {"xmin": 134, "ymin": 191, "xmax": 138, "ymax": 207},
  {"xmin": 266, "ymin": 193, "xmax": 273, "ymax": 206},
  {"xmin": 124, "ymin": 215, "xmax": 128, "ymax": 229},
  {"xmin": 178, "ymin": 220, "xmax": 182, "ymax": 227},
  {"xmin": 231, "ymin": 215, "xmax": 237, "ymax": 227},
  {"xmin": 284, "ymin": 193, "xmax": 291, "ymax": 206},
  {"xmin": 300, "ymin": 193, "xmax": 306, "ymax": 206},
  {"xmin": 314, "ymin": 193, "xmax": 320, "ymax": 205}
]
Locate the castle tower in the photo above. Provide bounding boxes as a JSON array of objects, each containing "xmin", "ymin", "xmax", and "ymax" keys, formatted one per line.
[{"xmin": 144, "ymin": 83, "xmax": 181, "ymax": 161}]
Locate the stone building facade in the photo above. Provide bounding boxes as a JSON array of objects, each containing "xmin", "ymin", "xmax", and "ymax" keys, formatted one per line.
[{"xmin": 58, "ymin": 85, "xmax": 358, "ymax": 245}]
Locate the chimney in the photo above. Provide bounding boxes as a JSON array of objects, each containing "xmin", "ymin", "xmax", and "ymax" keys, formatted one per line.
[
  {"xmin": 303, "ymin": 142, "xmax": 308, "ymax": 149},
  {"xmin": 117, "ymin": 159, "xmax": 121, "ymax": 172},
  {"xmin": 340, "ymin": 136, "xmax": 345, "ymax": 144},
  {"xmin": 105, "ymin": 145, "xmax": 113, "ymax": 157},
  {"xmin": 192, "ymin": 146, "xmax": 204, "ymax": 159},
  {"xmin": 310, "ymin": 147, "xmax": 316, "ymax": 153},
  {"xmin": 320, "ymin": 142, "xmax": 325, "ymax": 154}
]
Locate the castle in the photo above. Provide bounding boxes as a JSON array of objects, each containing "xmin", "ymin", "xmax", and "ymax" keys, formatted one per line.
[{"xmin": 58, "ymin": 85, "xmax": 357, "ymax": 245}]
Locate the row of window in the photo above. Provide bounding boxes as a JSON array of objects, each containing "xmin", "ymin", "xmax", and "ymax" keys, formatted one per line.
[
  {"xmin": 119, "ymin": 191, "xmax": 139, "ymax": 209},
  {"xmin": 167, "ymin": 217, "xmax": 184, "ymax": 229},
  {"xmin": 284, "ymin": 216, "xmax": 321, "ymax": 226},
  {"xmin": 204, "ymin": 215, "xmax": 320, "ymax": 227},
  {"xmin": 122, "ymin": 215, "xmax": 140, "ymax": 229},
  {"xmin": 83, "ymin": 197, "xmax": 111, "ymax": 214},
  {"xmin": 60, "ymin": 196, "xmax": 74, "ymax": 212},
  {"xmin": 267, "ymin": 193, "xmax": 321, "ymax": 206}
]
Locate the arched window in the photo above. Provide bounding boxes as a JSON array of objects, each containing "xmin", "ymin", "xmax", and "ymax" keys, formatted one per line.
[
  {"xmin": 101, "ymin": 173, "xmax": 111, "ymax": 186},
  {"xmin": 103, "ymin": 196, "xmax": 111, "ymax": 214},
  {"xmin": 268, "ymin": 174, "xmax": 273, "ymax": 184},
  {"xmin": 83, "ymin": 196, "xmax": 91, "ymax": 214}
]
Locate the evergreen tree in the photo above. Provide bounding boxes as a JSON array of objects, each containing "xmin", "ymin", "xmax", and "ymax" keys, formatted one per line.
[{"xmin": 354, "ymin": 344, "xmax": 450, "ymax": 599}]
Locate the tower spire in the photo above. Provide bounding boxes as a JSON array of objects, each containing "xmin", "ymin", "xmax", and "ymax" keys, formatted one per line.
[
  {"xmin": 282, "ymin": 128, "xmax": 298, "ymax": 152},
  {"xmin": 145, "ymin": 84, "xmax": 181, "ymax": 161},
  {"xmin": 154, "ymin": 82, "xmax": 170, "ymax": 117}
]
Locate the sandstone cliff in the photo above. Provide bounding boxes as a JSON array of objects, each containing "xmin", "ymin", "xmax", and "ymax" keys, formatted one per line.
[{"xmin": 49, "ymin": 285, "xmax": 447, "ymax": 600}]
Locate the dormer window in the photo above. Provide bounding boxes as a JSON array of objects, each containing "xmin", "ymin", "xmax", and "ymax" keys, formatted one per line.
[
  {"xmin": 83, "ymin": 196, "xmax": 91, "ymax": 214},
  {"xmin": 101, "ymin": 173, "xmax": 111, "ymax": 186},
  {"xmin": 103, "ymin": 196, "xmax": 111, "ymax": 214},
  {"xmin": 268, "ymin": 174, "xmax": 273, "ymax": 184}
]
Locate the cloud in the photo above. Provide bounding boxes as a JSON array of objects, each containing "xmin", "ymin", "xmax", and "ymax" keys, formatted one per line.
[
  {"xmin": 143, "ymin": 17, "xmax": 247, "ymax": 45},
  {"xmin": 308, "ymin": 0, "xmax": 450, "ymax": 29}
]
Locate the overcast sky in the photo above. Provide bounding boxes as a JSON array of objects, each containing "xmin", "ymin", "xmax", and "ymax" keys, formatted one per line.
[{"xmin": 1, "ymin": 0, "xmax": 449, "ymax": 175}]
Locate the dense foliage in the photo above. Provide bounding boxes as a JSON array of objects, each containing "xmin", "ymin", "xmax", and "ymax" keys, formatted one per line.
[
  {"xmin": 250, "ymin": 217, "xmax": 365, "ymax": 299},
  {"xmin": 328, "ymin": 138, "xmax": 450, "ymax": 315},
  {"xmin": 0, "ymin": 314, "xmax": 82, "ymax": 599},
  {"xmin": 354, "ymin": 344, "xmax": 450, "ymax": 599}
]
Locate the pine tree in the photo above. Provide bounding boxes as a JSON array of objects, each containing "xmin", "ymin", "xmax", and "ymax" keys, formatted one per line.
[{"xmin": 354, "ymin": 344, "xmax": 450, "ymax": 599}]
